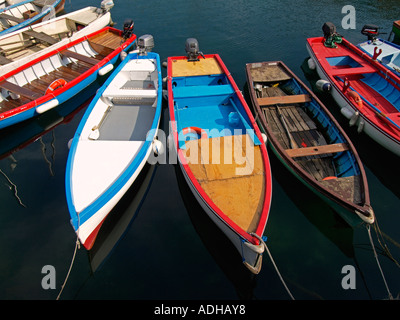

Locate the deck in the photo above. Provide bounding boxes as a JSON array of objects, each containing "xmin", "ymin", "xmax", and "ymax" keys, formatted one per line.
[
  {"xmin": 171, "ymin": 57, "xmax": 222, "ymax": 77},
  {"xmin": 182, "ymin": 134, "xmax": 265, "ymax": 233}
]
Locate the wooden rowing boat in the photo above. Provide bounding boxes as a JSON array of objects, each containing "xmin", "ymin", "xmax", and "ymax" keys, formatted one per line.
[
  {"xmin": 0, "ymin": 2, "xmax": 113, "ymax": 74},
  {"xmin": 167, "ymin": 39, "xmax": 272, "ymax": 274},
  {"xmin": 66, "ymin": 36, "xmax": 162, "ymax": 250},
  {"xmin": 0, "ymin": 0, "xmax": 65, "ymax": 36},
  {"xmin": 246, "ymin": 61, "xmax": 374, "ymax": 226},
  {"xmin": 306, "ymin": 23, "xmax": 400, "ymax": 157},
  {"xmin": 0, "ymin": 26, "xmax": 136, "ymax": 129}
]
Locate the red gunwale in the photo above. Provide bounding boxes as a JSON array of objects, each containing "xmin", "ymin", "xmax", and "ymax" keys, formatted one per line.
[
  {"xmin": 0, "ymin": 27, "xmax": 137, "ymax": 121},
  {"xmin": 167, "ymin": 54, "xmax": 272, "ymax": 245}
]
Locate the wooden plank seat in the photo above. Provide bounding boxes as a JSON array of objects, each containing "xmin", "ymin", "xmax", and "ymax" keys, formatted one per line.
[
  {"xmin": 258, "ymin": 94, "xmax": 311, "ymax": 106},
  {"xmin": 22, "ymin": 30, "xmax": 57, "ymax": 45},
  {"xmin": 0, "ymin": 13, "xmax": 24, "ymax": 23},
  {"xmin": 329, "ymin": 66, "xmax": 375, "ymax": 76},
  {"xmin": 60, "ymin": 49, "xmax": 99, "ymax": 65},
  {"xmin": 285, "ymin": 142, "xmax": 349, "ymax": 158},
  {"xmin": 0, "ymin": 80, "xmax": 40, "ymax": 100}
]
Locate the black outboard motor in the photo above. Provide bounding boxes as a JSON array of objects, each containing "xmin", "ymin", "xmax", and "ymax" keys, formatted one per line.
[
  {"xmin": 122, "ymin": 19, "xmax": 134, "ymax": 39},
  {"xmin": 322, "ymin": 22, "xmax": 337, "ymax": 39},
  {"xmin": 322, "ymin": 22, "xmax": 342, "ymax": 48},
  {"xmin": 185, "ymin": 38, "xmax": 205, "ymax": 61},
  {"xmin": 361, "ymin": 24, "xmax": 380, "ymax": 41}
]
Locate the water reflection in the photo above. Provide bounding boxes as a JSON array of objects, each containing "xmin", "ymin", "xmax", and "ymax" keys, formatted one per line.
[{"xmin": 88, "ymin": 163, "xmax": 157, "ymax": 272}]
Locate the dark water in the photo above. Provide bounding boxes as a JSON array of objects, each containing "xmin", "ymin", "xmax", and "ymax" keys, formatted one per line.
[{"xmin": 0, "ymin": 0, "xmax": 399, "ymax": 302}]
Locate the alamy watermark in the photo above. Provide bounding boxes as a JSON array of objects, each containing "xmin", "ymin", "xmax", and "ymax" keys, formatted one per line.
[
  {"xmin": 341, "ymin": 5, "xmax": 356, "ymax": 30},
  {"xmin": 341, "ymin": 265, "xmax": 356, "ymax": 290},
  {"xmin": 147, "ymin": 122, "xmax": 258, "ymax": 176}
]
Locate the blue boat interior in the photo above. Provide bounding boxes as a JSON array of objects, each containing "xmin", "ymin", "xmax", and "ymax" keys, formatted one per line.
[
  {"xmin": 280, "ymin": 78, "xmax": 360, "ymax": 179},
  {"xmin": 326, "ymin": 56, "xmax": 362, "ymax": 69},
  {"xmin": 172, "ymin": 73, "xmax": 261, "ymax": 149},
  {"xmin": 360, "ymin": 73, "xmax": 400, "ymax": 112}
]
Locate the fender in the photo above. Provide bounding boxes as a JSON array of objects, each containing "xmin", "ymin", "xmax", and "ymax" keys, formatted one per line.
[{"xmin": 347, "ymin": 90, "xmax": 363, "ymax": 110}]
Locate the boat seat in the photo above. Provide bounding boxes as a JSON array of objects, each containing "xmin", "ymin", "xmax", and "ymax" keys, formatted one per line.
[
  {"xmin": 258, "ymin": 94, "xmax": 311, "ymax": 106},
  {"xmin": 0, "ymin": 80, "xmax": 40, "ymax": 100},
  {"xmin": 173, "ymin": 84, "xmax": 234, "ymax": 98},
  {"xmin": 329, "ymin": 65, "xmax": 375, "ymax": 76},
  {"xmin": 285, "ymin": 143, "xmax": 349, "ymax": 158},
  {"xmin": 0, "ymin": 13, "xmax": 24, "ymax": 23},
  {"xmin": 104, "ymin": 88, "xmax": 157, "ymax": 98},
  {"xmin": 60, "ymin": 49, "xmax": 99, "ymax": 65}
]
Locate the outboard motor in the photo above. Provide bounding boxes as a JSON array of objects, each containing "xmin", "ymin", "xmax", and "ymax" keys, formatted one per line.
[
  {"xmin": 185, "ymin": 38, "xmax": 205, "ymax": 61},
  {"xmin": 322, "ymin": 22, "xmax": 342, "ymax": 48},
  {"xmin": 122, "ymin": 19, "xmax": 134, "ymax": 39},
  {"xmin": 361, "ymin": 24, "xmax": 380, "ymax": 41},
  {"xmin": 100, "ymin": 0, "xmax": 114, "ymax": 12},
  {"xmin": 138, "ymin": 34, "xmax": 154, "ymax": 55}
]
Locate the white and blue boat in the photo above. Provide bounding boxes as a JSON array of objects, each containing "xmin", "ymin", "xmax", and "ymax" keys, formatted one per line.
[
  {"xmin": 357, "ymin": 24, "xmax": 400, "ymax": 77},
  {"xmin": 0, "ymin": 0, "xmax": 65, "ymax": 36},
  {"xmin": 66, "ymin": 35, "xmax": 163, "ymax": 250}
]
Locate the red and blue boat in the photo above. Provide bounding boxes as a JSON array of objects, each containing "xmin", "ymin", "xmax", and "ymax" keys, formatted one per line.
[
  {"xmin": 167, "ymin": 39, "xmax": 273, "ymax": 274},
  {"xmin": 307, "ymin": 23, "xmax": 400, "ymax": 157},
  {"xmin": 0, "ymin": 25, "xmax": 136, "ymax": 130}
]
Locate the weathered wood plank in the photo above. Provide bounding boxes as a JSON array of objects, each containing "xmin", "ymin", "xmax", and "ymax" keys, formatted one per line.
[
  {"xmin": 285, "ymin": 143, "xmax": 349, "ymax": 158},
  {"xmin": 0, "ymin": 80, "xmax": 40, "ymax": 99},
  {"xmin": 258, "ymin": 94, "xmax": 311, "ymax": 106},
  {"xmin": 61, "ymin": 50, "xmax": 99, "ymax": 65}
]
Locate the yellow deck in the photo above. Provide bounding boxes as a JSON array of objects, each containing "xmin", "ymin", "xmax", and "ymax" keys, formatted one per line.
[
  {"xmin": 171, "ymin": 57, "xmax": 222, "ymax": 77},
  {"xmin": 182, "ymin": 134, "xmax": 265, "ymax": 232}
]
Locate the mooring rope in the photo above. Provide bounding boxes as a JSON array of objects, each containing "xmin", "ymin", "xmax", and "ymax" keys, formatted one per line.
[
  {"xmin": 251, "ymin": 233, "xmax": 295, "ymax": 300},
  {"xmin": 373, "ymin": 220, "xmax": 400, "ymax": 269},
  {"xmin": 56, "ymin": 215, "xmax": 81, "ymax": 300},
  {"xmin": 366, "ymin": 224, "xmax": 393, "ymax": 300},
  {"xmin": 0, "ymin": 168, "xmax": 26, "ymax": 207}
]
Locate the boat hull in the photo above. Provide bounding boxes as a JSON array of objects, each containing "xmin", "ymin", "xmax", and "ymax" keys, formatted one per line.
[{"xmin": 167, "ymin": 53, "xmax": 272, "ymax": 274}]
